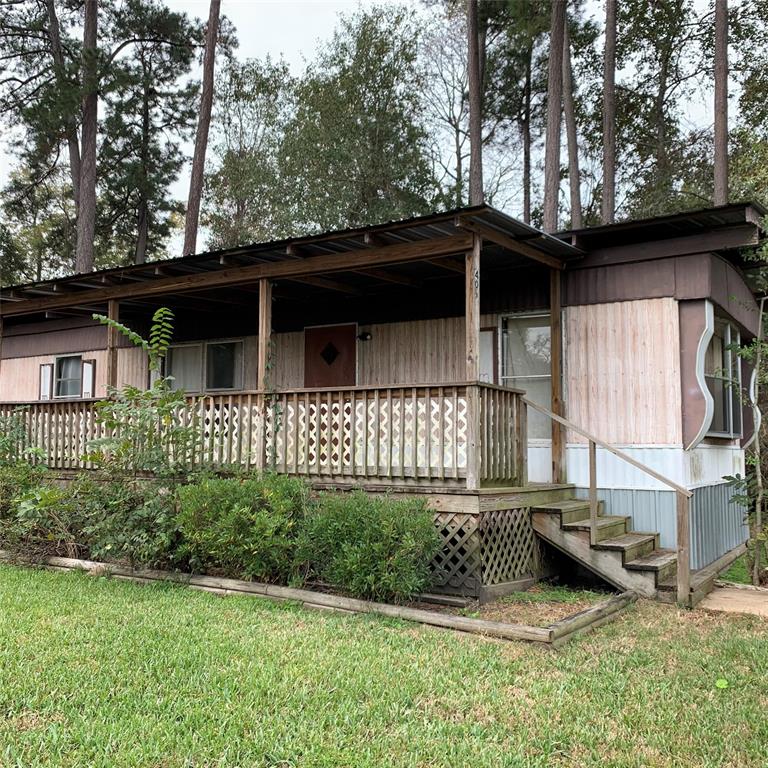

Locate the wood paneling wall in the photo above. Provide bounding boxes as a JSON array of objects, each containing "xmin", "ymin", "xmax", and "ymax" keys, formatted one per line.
[
  {"xmin": 564, "ymin": 298, "xmax": 682, "ymax": 444},
  {"xmin": 358, "ymin": 317, "xmax": 465, "ymax": 386},
  {"xmin": 0, "ymin": 347, "xmax": 149, "ymax": 402},
  {"xmin": 0, "ymin": 351, "xmax": 108, "ymax": 401},
  {"xmin": 116, "ymin": 348, "xmax": 148, "ymax": 391}
]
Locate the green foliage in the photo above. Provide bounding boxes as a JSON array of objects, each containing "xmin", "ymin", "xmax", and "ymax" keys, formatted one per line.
[
  {"xmin": 88, "ymin": 384, "xmax": 201, "ymax": 478},
  {"xmin": 281, "ymin": 7, "xmax": 438, "ymax": 233},
  {"xmin": 10, "ymin": 477, "xmax": 95, "ymax": 558},
  {"xmin": 294, "ymin": 491, "xmax": 440, "ymax": 602},
  {"xmin": 0, "ymin": 408, "xmax": 34, "ymax": 466},
  {"xmin": 83, "ymin": 480, "xmax": 181, "ymax": 568},
  {"xmin": 93, "ymin": 307, "xmax": 175, "ymax": 372},
  {"xmin": 0, "ymin": 464, "xmax": 45, "ymax": 521},
  {"xmin": 204, "ymin": 57, "xmax": 297, "ymax": 248},
  {"xmin": 176, "ymin": 475, "xmax": 309, "ymax": 582},
  {"xmin": 97, "ymin": 0, "xmax": 199, "ymax": 265}
]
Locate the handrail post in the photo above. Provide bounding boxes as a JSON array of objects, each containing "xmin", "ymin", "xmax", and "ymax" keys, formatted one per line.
[
  {"xmin": 676, "ymin": 491, "xmax": 691, "ymax": 607},
  {"xmin": 588, "ymin": 439, "xmax": 598, "ymax": 546},
  {"xmin": 466, "ymin": 384, "xmax": 480, "ymax": 490}
]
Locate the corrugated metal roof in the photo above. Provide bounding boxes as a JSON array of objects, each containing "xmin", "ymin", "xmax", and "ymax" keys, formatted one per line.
[{"xmin": 0, "ymin": 204, "xmax": 580, "ymax": 301}]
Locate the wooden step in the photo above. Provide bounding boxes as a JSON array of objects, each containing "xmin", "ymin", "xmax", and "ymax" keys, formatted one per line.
[
  {"xmin": 625, "ymin": 549, "xmax": 678, "ymax": 584},
  {"xmin": 531, "ymin": 499, "xmax": 605, "ymax": 525},
  {"xmin": 594, "ymin": 532, "xmax": 658, "ymax": 563},
  {"xmin": 562, "ymin": 516, "xmax": 630, "ymax": 542}
]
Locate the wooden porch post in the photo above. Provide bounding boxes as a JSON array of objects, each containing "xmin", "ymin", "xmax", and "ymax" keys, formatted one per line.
[
  {"xmin": 106, "ymin": 300, "xmax": 119, "ymax": 391},
  {"xmin": 550, "ymin": 269, "xmax": 565, "ymax": 483},
  {"xmin": 257, "ymin": 278, "xmax": 272, "ymax": 390},
  {"xmin": 255, "ymin": 278, "xmax": 272, "ymax": 472},
  {"xmin": 466, "ymin": 234, "xmax": 481, "ymax": 490}
]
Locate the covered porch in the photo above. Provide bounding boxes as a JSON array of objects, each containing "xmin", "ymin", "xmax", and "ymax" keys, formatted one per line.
[{"xmin": 0, "ymin": 206, "xmax": 579, "ymax": 491}]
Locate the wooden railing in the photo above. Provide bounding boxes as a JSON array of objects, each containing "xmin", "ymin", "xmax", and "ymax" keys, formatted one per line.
[
  {"xmin": 0, "ymin": 382, "xmax": 527, "ymax": 488},
  {"xmin": 522, "ymin": 397, "xmax": 693, "ymax": 607}
]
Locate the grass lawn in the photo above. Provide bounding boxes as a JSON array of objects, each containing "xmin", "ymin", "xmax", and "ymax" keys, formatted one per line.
[
  {"xmin": 721, "ymin": 555, "xmax": 751, "ymax": 585},
  {"xmin": 1, "ymin": 565, "xmax": 766, "ymax": 767}
]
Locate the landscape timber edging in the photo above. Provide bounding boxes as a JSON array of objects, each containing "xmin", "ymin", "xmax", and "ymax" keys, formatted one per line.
[{"xmin": 0, "ymin": 550, "xmax": 637, "ymax": 647}]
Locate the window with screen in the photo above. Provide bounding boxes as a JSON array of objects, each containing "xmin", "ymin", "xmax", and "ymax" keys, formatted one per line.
[
  {"xmin": 167, "ymin": 340, "xmax": 244, "ymax": 393},
  {"xmin": 705, "ymin": 321, "xmax": 742, "ymax": 438}
]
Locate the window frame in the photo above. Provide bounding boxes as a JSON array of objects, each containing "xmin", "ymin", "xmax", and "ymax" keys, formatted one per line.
[
  {"xmin": 498, "ymin": 311, "xmax": 553, "ymax": 390},
  {"xmin": 167, "ymin": 338, "xmax": 245, "ymax": 394},
  {"xmin": 704, "ymin": 320, "xmax": 742, "ymax": 439},
  {"xmin": 53, "ymin": 354, "xmax": 84, "ymax": 400}
]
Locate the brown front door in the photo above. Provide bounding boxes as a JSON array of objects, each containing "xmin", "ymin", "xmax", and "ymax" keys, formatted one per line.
[{"xmin": 304, "ymin": 324, "xmax": 357, "ymax": 388}]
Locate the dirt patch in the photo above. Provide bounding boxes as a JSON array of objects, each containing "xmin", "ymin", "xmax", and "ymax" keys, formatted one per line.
[{"xmin": 413, "ymin": 584, "xmax": 613, "ymax": 627}]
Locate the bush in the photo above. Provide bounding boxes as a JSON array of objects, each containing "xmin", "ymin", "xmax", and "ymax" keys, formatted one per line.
[
  {"xmin": 0, "ymin": 464, "xmax": 45, "ymax": 521},
  {"xmin": 176, "ymin": 474, "xmax": 309, "ymax": 582},
  {"xmin": 0, "ymin": 408, "xmax": 38, "ymax": 466},
  {"xmin": 83, "ymin": 480, "xmax": 181, "ymax": 569},
  {"xmin": 10, "ymin": 474, "xmax": 98, "ymax": 558},
  {"xmin": 294, "ymin": 491, "xmax": 440, "ymax": 602}
]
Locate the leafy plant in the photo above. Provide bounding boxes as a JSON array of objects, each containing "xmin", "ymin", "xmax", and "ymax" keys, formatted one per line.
[
  {"xmin": 93, "ymin": 306, "xmax": 175, "ymax": 373},
  {"xmin": 176, "ymin": 475, "xmax": 309, "ymax": 582},
  {"xmin": 0, "ymin": 408, "xmax": 42, "ymax": 466},
  {"xmin": 88, "ymin": 307, "xmax": 203, "ymax": 477},
  {"xmin": 0, "ymin": 463, "xmax": 45, "ymax": 520},
  {"xmin": 294, "ymin": 491, "xmax": 440, "ymax": 602},
  {"xmin": 9, "ymin": 476, "xmax": 98, "ymax": 558},
  {"xmin": 88, "ymin": 384, "xmax": 202, "ymax": 478},
  {"xmin": 84, "ymin": 480, "xmax": 181, "ymax": 568}
]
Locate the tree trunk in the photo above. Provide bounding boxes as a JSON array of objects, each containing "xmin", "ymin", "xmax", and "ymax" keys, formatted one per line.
[
  {"xmin": 601, "ymin": 0, "xmax": 617, "ymax": 224},
  {"xmin": 522, "ymin": 52, "xmax": 532, "ymax": 224},
  {"xmin": 467, "ymin": 0, "xmax": 483, "ymax": 205},
  {"xmin": 183, "ymin": 0, "xmax": 221, "ymax": 256},
  {"xmin": 542, "ymin": 0, "xmax": 565, "ymax": 233},
  {"xmin": 714, "ymin": 0, "xmax": 728, "ymax": 206},
  {"xmin": 135, "ymin": 78, "xmax": 151, "ymax": 265},
  {"xmin": 135, "ymin": 200, "xmax": 149, "ymax": 265},
  {"xmin": 562, "ymin": 21, "xmax": 582, "ymax": 229},
  {"xmin": 75, "ymin": 0, "xmax": 98, "ymax": 274},
  {"xmin": 654, "ymin": 52, "xmax": 670, "ymax": 203},
  {"xmin": 455, "ymin": 123, "xmax": 464, "ymax": 207},
  {"xmin": 44, "ymin": 0, "xmax": 81, "ymax": 213}
]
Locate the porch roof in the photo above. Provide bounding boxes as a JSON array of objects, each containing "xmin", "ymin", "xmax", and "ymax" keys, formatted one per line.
[
  {"xmin": 0, "ymin": 205, "xmax": 581, "ymax": 320},
  {"xmin": 557, "ymin": 201, "xmax": 767, "ymax": 258}
]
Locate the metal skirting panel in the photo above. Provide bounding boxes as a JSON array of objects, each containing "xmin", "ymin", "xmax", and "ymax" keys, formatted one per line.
[
  {"xmin": 573, "ymin": 484, "xmax": 749, "ymax": 570},
  {"xmin": 690, "ymin": 483, "xmax": 749, "ymax": 570},
  {"xmin": 573, "ymin": 487, "xmax": 677, "ymax": 549}
]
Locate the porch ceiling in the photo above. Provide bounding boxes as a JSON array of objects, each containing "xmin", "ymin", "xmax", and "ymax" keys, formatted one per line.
[{"xmin": 0, "ymin": 205, "xmax": 582, "ymax": 322}]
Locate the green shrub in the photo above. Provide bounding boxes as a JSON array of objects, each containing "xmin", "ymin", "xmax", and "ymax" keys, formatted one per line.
[
  {"xmin": 83, "ymin": 480, "xmax": 181, "ymax": 568},
  {"xmin": 10, "ymin": 475, "xmax": 98, "ymax": 558},
  {"xmin": 0, "ymin": 408, "xmax": 40, "ymax": 466},
  {"xmin": 294, "ymin": 491, "xmax": 440, "ymax": 602},
  {"xmin": 0, "ymin": 464, "xmax": 45, "ymax": 521},
  {"xmin": 176, "ymin": 475, "xmax": 309, "ymax": 582}
]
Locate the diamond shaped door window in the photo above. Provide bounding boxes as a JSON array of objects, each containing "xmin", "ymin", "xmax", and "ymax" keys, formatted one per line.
[{"xmin": 320, "ymin": 342, "xmax": 339, "ymax": 366}]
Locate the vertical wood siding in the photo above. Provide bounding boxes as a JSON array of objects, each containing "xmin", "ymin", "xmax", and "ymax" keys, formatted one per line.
[
  {"xmin": 0, "ymin": 351, "xmax": 108, "ymax": 401},
  {"xmin": 564, "ymin": 298, "xmax": 682, "ymax": 444},
  {"xmin": 116, "ymin": 348, "xmax": 148, "ymax": 391}
]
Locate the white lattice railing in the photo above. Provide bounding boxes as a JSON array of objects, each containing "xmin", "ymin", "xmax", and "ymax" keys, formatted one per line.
[{"xmin": 0, "ymin": 383, "xmax": 527, "ymax": 487}]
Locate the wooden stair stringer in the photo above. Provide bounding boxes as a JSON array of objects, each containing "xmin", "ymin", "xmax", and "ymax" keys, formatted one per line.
[{"xmin": 531, "ymin": 511, "xmax": 660, "ymax": 598}]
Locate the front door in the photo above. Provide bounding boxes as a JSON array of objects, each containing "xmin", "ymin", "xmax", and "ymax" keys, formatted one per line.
[{"xmin": 304, "ymin": 324, "xmax": 357, "ymax": 388}]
